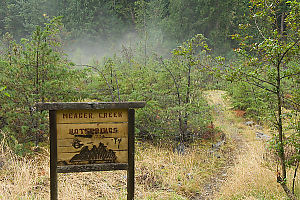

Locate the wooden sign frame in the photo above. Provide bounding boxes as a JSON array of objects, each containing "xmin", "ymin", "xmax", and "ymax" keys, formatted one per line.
[{"xmin": 36, "ymin": 102, "xmax": 146, "ymax": 200}]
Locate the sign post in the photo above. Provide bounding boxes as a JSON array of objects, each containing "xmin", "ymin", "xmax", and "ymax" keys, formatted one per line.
[{"xmin": 36, "ymin": 102, "xmax": 145, "ymax": 200}]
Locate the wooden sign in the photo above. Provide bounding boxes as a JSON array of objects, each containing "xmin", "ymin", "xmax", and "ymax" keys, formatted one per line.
[
  {"xmin": 56, "ymin": 109, "xmax": 129, "ymax": 165},
  {"xmin": 36, "ymin": 102, "xmax": 146, "ymax": 200}
]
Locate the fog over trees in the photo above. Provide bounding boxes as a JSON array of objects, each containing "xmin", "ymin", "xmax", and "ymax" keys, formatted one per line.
[
  {"xmin": 0, "ymin": 0, "xmax": 250, "ymax": 57},
  {"xmin": 0, "ymin": 1, "xmax": 299, "ymax": 199}
]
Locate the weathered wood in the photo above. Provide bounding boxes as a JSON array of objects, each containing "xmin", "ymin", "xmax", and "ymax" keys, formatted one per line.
[
  {"xmin": 44, "ymin": 102, "xmax": 144, "ymax": 200},
  {"xmin": 50, "ymin": 110, "xmax": 58, "ymax": 200},
  {"xmin": 56, "ymin": 109, "xmax": 128, "ymax": 123},
  {"xmin": 127, "ymin": 109, "xmax": 135, "ymax": 200},
  {"xmin": 57, "ymin": 138, "xmax": 129, "ymax": 151},
  {"xmin": 56, "ymin": 123, "xmax": 128, "ymax": 139},
  {"xmin": 58, "ymin": 147, "xmax": 128, "ymax": 164},
  {"xmin": 36, "ymin": 102, "xmax": 146, "ymax": 111},
  {"xmin": 55, "ymin": 109, "xmax": 129, "ymax": 166},
  {"xmin": 57, "ymin": 163, "xmax": 128, "ymax": 173}
]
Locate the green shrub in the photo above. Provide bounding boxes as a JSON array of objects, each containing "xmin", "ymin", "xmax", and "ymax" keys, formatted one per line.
[{"xmin": 0, "ymin": 17, "xmax": 85, "ymax": 153}]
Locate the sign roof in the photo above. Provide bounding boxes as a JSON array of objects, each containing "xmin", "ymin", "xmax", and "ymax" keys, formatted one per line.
[{"xmin": 36, "ymin": 102, "xmax": 146, "ymax": 110}]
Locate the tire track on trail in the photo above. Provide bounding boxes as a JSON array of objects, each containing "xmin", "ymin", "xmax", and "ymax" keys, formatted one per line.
[{"xmin": 196, "ymin": 90, "xmax": 248, "ymax": 200}]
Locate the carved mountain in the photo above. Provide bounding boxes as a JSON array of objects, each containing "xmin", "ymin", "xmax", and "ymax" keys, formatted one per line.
[{"xmin": 70, "ymin": 142, "xmax": 117, "ymax": 164}]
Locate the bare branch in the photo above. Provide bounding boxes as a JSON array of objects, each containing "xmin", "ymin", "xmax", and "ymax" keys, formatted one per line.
[
  {"xmin": 282, "ymin": 96, "xmax": 300, "ymax": 109},
  {"xmin": 244, "ymin": 76, "xmax": 277, "ymax": 94},
  {"xmin": 278, "ymin": 39, "xmax": 300, "ymax": 68},
  {"xmin": 211, "ymin": 56, "xmax": 277, "ymax": 88},
  {"xmin": 280, "ymin": 72, "xmax": 300, "ymax": 80},
  {"xmin": 77, "ymin": 64, "xmax": 115, "ymax": 102},
  {"xmin": 254, "ymin": 17, "xmax": 267, "ymax": 40},
  {"xmin": 196, "ymin": 56, "xmax": 300, "ymax": 109},
  {"xmin": 157, "ymin": 57, "xmax": 182, "ymax": 106},
  {"xmin": 114, "ymin": 73, "xmax": 121, "ymax": 102},
  {"xmin": 292, "ymin": 161, "xmax": 299, "ymax": 194},
  {"xmin": 240, "ymin": 70, "xmax": 277, "ymax": 88}
]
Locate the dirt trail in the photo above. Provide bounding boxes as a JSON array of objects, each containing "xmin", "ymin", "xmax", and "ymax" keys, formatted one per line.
[
  {"xmin": 204, "ymin": 90, "xmax": 245, "ymax": 147},
  {"xmin": 197, "ymin": 90, "xmax": 260, "ymax": 200}
]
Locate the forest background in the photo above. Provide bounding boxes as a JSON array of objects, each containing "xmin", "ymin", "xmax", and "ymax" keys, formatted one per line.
[
  {"xmin": 0, "ymin": 0, "xmax": 254, "ymax": 150},
  {"xmin": 0, "ymin": 0, "xmax": 299, "ymax": 199}
]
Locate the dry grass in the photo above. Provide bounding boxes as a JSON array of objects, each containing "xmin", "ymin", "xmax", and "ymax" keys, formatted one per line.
[
  {"xmin": 0, "ymin": 132, "xmax": 228, "ymax": 199},
  {"xmin": 1, "ymin": 90, "xmax": 298, "ymax": 200},
  {"xmin": 135, "ymin": 142, "xmax": 229, "ymax": 199},
  {"xmin": 216, "ymin": 138, "xmax": 300, "ymax": 200},
  {"xmin": 216, "ymin": 140, "xmax": 284, "ymax": 200},
  {"xmin": 204, "ymin": 90, "xmax": 300, "ymax": 200}
]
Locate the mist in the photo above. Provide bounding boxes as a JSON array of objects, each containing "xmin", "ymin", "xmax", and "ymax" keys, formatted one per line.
[{"xmin": 65, "ymin": 32, "xmax": 142, "ymax": 65}]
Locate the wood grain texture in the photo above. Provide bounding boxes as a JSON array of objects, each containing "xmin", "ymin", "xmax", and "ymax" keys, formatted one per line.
[
  {"xmin": 56, "ymin": 109, "xmax": 128, "ymax": 123},
  {"xmin": 57, "ymin": 163, "xmax": 128, "ymax": 173},
  {"xmin": 127, "ymin": 109, "xmax": 135, "ymax": 200},
  {"xmin": 36, "ymin": 102, "xmax": 146, "ymax": 110},
  {"xmin": 55, "ymin": 109, "xmax": 129, "ymax": 166},
  {"xmin": 58, "ymin": 150, "xmax": 128, "ymax": 164},
  {"xmin": 56, "ymin": 123, "xmax": 128, "ymax": 139},
  {"xmin": 58, "ymin": 138, "xmax": 128, "ymax": 151},
  {"xmin": 57, "ymin": 133, "xmax": 128, "ymax": 164},
  {"xmin": 49, "ymin": 110, "xmax": 58, "ymax": 200}
]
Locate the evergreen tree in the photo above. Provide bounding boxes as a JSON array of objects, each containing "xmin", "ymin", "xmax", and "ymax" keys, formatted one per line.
[{"xmin": 0, "ymin": 17, "xmax": 84, "ymax": 154}]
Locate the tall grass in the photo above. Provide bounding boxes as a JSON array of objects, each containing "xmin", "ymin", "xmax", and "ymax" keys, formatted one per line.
[
  {"xmin": 204, "ymin": 90, "xmax": 300, "ymax": 200},
  {"xmin": 216, "ymin": 140, "xmax": 295, "ymax": 200},
  {"xmin": 1, "ymin": 90, "xmax": 298, "ymax": 199},
  {"xmin": 0, "ymin": 130, "xmax": 228, "ymax": 200}
]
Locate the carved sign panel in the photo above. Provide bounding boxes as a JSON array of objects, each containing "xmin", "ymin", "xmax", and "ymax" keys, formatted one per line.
[{"xmin": 56, "ymin": 109, "xmax": 128, "ymax": 165}]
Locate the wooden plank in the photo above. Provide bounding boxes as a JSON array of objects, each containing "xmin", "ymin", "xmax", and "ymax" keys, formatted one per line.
[
  {"xmin": 43, "ymin": 103, "xmax": 145, "ymax": 199},
  {"xmin": 49, "ymin": 110, "xmax": 58, "ymax": 200},
  {"xmin": 128, "ymin": 109, "xmax": 135, "ymax": 200},
  {"xmin": 57, "ymin": 163, "xmax": 128, "ymax": 173},
  {"xmin": 56, "ymin": 123, "xmax": 128, "ymax": 139},
  {"xmin": 58, "ymin": 150, "xmax": 128, "ymax": 165},
  {"xmin": 58, "ymin": 138, "xmax": 128, "ymax": 152},
  {"xmin": 36, "ymin": 102, "xmax": 146, "ymax": 111},
  {"xmin": 56, "ymin": 109, "xmax": 128, "ymax": 123},
  {"xmin": 57, "ymin": 138, "xmax": 128, "ymax": 147},
  {"xmin": 57, "ymin": 132, "xmax": 128, "ymax": 165},
  {"xmin": 56, "ymin": 121, "xmax": 129, "ymax": 165}
]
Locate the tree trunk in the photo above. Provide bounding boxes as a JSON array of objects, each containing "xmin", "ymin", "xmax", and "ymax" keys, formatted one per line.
[
  {"xmin": 280, "ymin": 181, "xmax": 297, "ymax": 200},
  {"xmin": 276, "ymin": 61, "xmax": 287, "ymax": 179},
  {"xmin": 292, "ymin": 161, "xmax": 299, "ymax": 194},
  {"xmin": 281, "ymin": 13, "xmax": 285, "ymax": 36},
  {"xmin": 182, "ymin": 63, "xmax": 192, "ymax": 141},
  {"xmin": 276, "ymin": 62, "xmax": 297, "ymax": 200}
]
